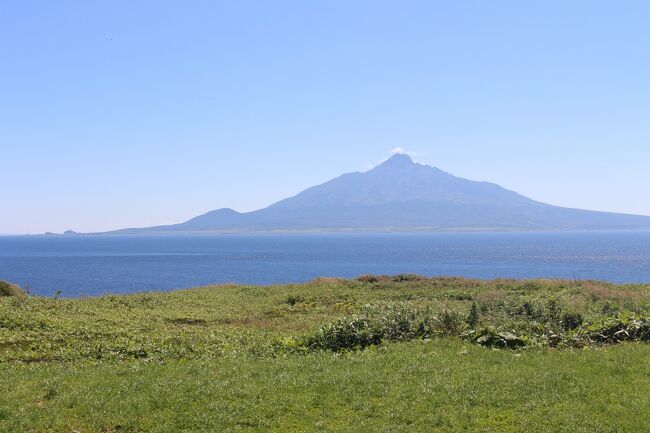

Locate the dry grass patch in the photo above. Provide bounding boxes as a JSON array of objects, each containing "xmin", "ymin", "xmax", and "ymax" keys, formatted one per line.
[{"xmin": 0, "ymin": 281, "xmax": 25, "ymax": 297}]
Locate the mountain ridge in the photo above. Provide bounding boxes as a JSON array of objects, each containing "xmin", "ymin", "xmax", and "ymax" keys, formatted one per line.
[{"xmin": 98, "ymin": 154, "xmax": 650, "ymax": 234}]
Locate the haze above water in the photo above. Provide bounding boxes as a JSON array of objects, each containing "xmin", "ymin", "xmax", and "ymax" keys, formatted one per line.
[{"xmin": 1, "ymin": 231, "xmax": 649, "ymax": 297}]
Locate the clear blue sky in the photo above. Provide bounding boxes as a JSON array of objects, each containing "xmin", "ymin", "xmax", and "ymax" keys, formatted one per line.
[{"xmin": 2, "ymin": 1, "xmax": 649, "ymax": 234}]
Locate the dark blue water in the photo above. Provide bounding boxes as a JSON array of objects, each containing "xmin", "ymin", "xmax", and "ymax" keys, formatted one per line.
[{"xmin": 1, "ymin": 232, "xmax": 649, "ymax": 297}]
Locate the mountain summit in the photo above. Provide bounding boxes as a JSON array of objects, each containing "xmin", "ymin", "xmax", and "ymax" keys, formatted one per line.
[
  {"xmin": 378, "ymin": 153, "xmax": 417, "ymax": 168},
  {"xmin": 105, "ymin": 155, "xmax": 650, "ymax": 233}
]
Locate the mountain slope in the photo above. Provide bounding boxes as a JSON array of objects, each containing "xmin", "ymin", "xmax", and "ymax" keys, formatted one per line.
[{"xmin": 106, "ymin": 154, "xmax": 650, "ymax": 233}]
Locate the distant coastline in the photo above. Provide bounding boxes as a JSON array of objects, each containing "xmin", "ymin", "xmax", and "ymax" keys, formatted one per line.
[{"xmin": 28, "ymin": 226, "xmax": 650, "ymax": 237}]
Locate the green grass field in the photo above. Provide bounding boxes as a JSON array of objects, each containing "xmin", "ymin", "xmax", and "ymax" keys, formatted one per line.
[{"xmin": 2, "ymin": 276, "xmax": 650, "ymax": 432}]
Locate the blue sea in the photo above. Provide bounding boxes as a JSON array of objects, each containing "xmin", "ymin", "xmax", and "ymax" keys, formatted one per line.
[{"xmin": 1, "ymin": 231, "xmax": 650, "ymax": 297}]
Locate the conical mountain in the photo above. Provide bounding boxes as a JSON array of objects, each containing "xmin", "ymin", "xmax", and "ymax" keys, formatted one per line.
[{"xmin": 106, "ymin": 154, "xmax": 650, "ymax": 233}]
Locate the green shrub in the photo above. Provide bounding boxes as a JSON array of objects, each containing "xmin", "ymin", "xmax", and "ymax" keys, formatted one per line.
[
  {"xmin": 0, "ymin": 281, "xmax": 25, "ymax": 297},
  {"xmin": 466, "ymin": 327, "xmax": 526, "ymax": 349},
  {"xmin": 298, "ymin": 304, "xmax": 436, "ymax": 351},
  {"xmin": 437, "ymin": 308, "xmax": 463, "ymax": 335},
  {"xmin": 582, "ymin": 315, "xmax": 650, "ymax": 343},
  {"xmin": 545, "ymin": 299, "xmax": 562, "ymax": 323},
  {"xmin": 519, "ymin": 301, "xmax": 540, "ymax": 319},
  {"xmin": 288, "ymin": 304, "xmax": 473, "ymax": 352},
  {"xmin": 466, "ymin": 302, "xmax": 480, "ymax": 327},
  {"xmin": 285, "ymin": 295, "xmax": 305, "ymax": 306},
  {"xmin": 393, "ymin": 274, "xmax": 426, "ymax": 282},
  {"xmin": 561, "ymin": 312, "xmax": 583, "ymax": 331}
]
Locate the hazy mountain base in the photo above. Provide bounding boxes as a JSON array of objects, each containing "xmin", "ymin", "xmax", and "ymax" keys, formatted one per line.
[{"xmin": 1, "ymin": 277, "xmax": 650, "ymax": 432}]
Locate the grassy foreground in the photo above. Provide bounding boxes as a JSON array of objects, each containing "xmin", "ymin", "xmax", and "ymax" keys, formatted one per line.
[{"xmin": 2, "ymin": 276, "xmax": 650, "ymax": 432}]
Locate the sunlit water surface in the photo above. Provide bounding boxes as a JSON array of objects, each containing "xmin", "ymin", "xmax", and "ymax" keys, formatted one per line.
[{"xmin": 1, "ymin": 231, "xmax": 649, "ymax": 297}]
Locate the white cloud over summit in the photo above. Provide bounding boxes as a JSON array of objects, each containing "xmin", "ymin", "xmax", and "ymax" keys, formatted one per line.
[
  {"xmin": 365, "ymin": 147, "xmax": 424, "ymax": 170},
  {"xmin": 391, "ymin": 147, "xmax": 423, "ymax": 157}
]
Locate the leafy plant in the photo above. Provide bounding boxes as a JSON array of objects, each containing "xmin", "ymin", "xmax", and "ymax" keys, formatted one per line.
[
  {"xmin": 466, "ymin": 327, "xmax": 526, "ymax": 349},
  {"xmin": 297, "ymin": 304, "xmax": 436, "ymax": 352},
  {"xmin": 285, "ymin": 294, "xmax": 305, "ymax": 306},
  {"xmin": 545, "ymin": 299, "xmax": 562, "ymax": 323},
  {"xmin": 466, "ymin": 302, "xmax": 480, "ymax": 327},
  {"xmin": 582, "ymin": 315, "xmax": 650, "ymax": 343},
  {"xmin": 561, "ymin": 312, "xmax": 583, "ymax": 331},
  {"xmin": 437, "ymin": 308, "xmax": 463, "ymax": 335}
]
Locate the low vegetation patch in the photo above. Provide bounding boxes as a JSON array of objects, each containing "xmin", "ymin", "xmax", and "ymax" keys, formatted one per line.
[
  {"xmin": 287, "ymin": 304, "xmax": 436, "ymax": 352},
  {"xmin": 284, "ymin": 302, "xmax": 650, "ymax": 353},
  {"xmin": 2, "ymin": 276, "xmax": 650, "ymax": 431},
  {"xmin": 1, "ymin": 276, "xmax": 650, "ymax": 363},
  {"xmin": 582, "ymin": 314, "xmax": 650, "ymax": 343},
  {"xmin": 0, "ymin": 281, "xmax": 25, "ymax": 297}
]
